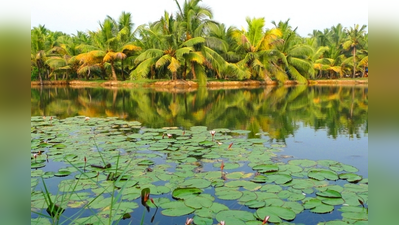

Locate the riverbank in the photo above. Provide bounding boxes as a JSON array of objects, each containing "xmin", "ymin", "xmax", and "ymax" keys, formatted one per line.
[{"xmin": 31, "ymin": 78, "xmax": 368, "ymax": 89}]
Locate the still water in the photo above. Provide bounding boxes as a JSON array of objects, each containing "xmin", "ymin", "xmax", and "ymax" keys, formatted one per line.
[{"xmin": 31, "ymin": 85, "xmax": 368, "ymax": 224}]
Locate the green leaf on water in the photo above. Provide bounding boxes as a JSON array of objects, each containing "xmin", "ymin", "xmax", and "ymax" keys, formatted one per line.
[
  {"xmin": 289, "ymin": 159, "xmax": 317, "ymax": 167},
  {"xmin": 54, "ymin": 169, "xmax": 71, "ymax": 177},
  {"xmin": 308, "ymin": 169, "xmax": 338, "ymax": 181},
  {"xmin": 310, "ymin": 203, "xmax": 334, "ymax": 214},
  {"xmin": 193, "ymin": 215, "xmax": 214, "ymax": 225},
  {"xmin": 184, "ymin": 195, "xmax": 213, "ymax": 209},
  {"xmin": 339, "ymin": 173, "xmax": 363, "ymax": 183},
  {"xmin": 172, "ymin": 187, "xmax": 202, "ymax": 199},
  {"xmin": 182, "ymin": 178, "xmax": 211, "ymax": 189},
  {"xmin": 215, "ymin": 187, "xmax": 243, "ymax": 200},
  {"xmin": 245, "ymin": 200, "xmax": 266, "ymax": 208},
  {"xmin": 161, "ymin": 201, "xmax": 196, "ymax": 216},
  {"xmin": 260, "ymin": 184, "xmax": 283, "ymax": 193},
  {"xmin": 317, "ymin": 196, "xmax": 345, "ymax": 206},
  {"xmin": 316, "ymin": 189, "xmax": 342, "ymax": 198},
  {"xmin": 216, "ymin": 210, "xmax": 255, "ymax": 225},
  {"xmin": 252, "ymin": 164, "xmax": 279, "ymax": 173},
  {"xmin": 268, "ymin": 174, "xmax": 293, "ymax": 184},
  {"xmin": 256, "ymin": 206, "xmax": 296, "ymax": 222}
]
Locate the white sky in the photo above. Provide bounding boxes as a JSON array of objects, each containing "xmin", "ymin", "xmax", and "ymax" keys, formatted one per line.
[{"xmin": 31, "ymin": 0, "xmax": 368, "ymax": 37}]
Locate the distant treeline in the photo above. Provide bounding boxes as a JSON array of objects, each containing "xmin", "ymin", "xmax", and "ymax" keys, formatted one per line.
[{"xmin": 31, "ymin": 0, "xmax": 368, "ymax": 84}]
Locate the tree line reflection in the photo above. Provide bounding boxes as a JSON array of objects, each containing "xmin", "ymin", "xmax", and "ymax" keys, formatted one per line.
[{"xmin": 31, "ymin": 85, "xmax": 368, "ymax": 141}]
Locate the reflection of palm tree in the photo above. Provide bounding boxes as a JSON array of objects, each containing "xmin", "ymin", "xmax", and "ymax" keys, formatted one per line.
[{"xmin": 31, "ymin": 86, "xmax": 368, "ymax": 140}]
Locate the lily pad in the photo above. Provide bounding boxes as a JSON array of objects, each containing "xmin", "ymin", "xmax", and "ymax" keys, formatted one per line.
[
  {"xmin": 339, "ymin": 173, "xmax": 363, "ymax": 183},
  {"xmin": 215, "ymin": 187, "xmax": 243, "ymax": 200},
  {"xmin": 252, "ymin": 164, "xmax": 279, "ymax": 173},
  {"xmin": 289, "ymin": 159, "xmax": 317, "ymax": 167},
  {"xmin": 256, "ymin": 206, "xmax": 296, "ymax": 223},
  {"xmin": 184, "ymin": 196, "xmax": 213, "ymax": 209},
  {"xmin": 216, "ymin": 210, "xmax": 255, "ymax": 225},
  {"xmin": 161, "ymin": 201, "xmax": 195, "ymax": 216},
  {"xmin": 182, "ymin": 178, "xmax": 211, "ymax": 189},
  {"xmin": 193, "ymin": 216, "xmax": 214, "ymax": 225},
  {"xmin": 316, "ymin": 190, "xmax": 342, "ymax": 198},
  {"xmin": 54, "ymin": 169, "xmax": 71, "ymax": 177},
  {"xmin": 308, "ymin": 169, "xmax": 338, "ymax": 181},
  {"xmin": 172, "ymin": 187, "xmax": 202, "ymax": 199},
  {"xmin": 268, "ymin": 174, "xmax": 293, "ymax": 184}
]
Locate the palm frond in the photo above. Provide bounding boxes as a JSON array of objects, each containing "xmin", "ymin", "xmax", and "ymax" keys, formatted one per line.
[
  {"xmin": 156, "ymin": 55, "xmax": 172, "ymax": 68},
  {"xmin": 247, "ymin": 17, "xmax": 265, "ymax": 46},
  {"xmin": 130, "ymin": 57, "xmax": 157, "ymax": 79},
  {"xmin": 357, "ymin": 56, "xmax": 368, "ymax": 67},
  {"xmin": 273, "ymin": 68, "xmax": 289, "ymax": 83},
  {"xmin": 289, "ymin": 45, "xmax": 313, "ymax": 58},
  {"xmin": 205, "ymin": 37, "xmax": 228, "ymax": 52},
  {"xmin": 186, "ymin": 52, "xmax": 204, "ymax": 64},
  {"xmin": 288, "ymin": 57, "xmax": 312, "ymax": 73},
  {"xmin": 45, "ymin": 57, "xmax": 67, "ymax": 70},
  {"xmin": 134, "ymin": 49, "xmax": 163, "ymax": 64},
  {"xmin": 224, "ymin": 63, "xmax": 251, "ymax": 80},
  {"xmin": 121, "ymin": 44, "xmax": 141, "ymax": 53},
  {"xmin": 287, "ymin": 65, "xmax": 307, "ymax": 84},
  {"xmin": 181, "ymin": 37, "xmax": 206, "ymax": 47},
  {"xmin": 167, "ymin": 57, "xmax": 180, "ymax": 73},
  {"xmin": 176, "ymin": 47, "xmax": 194, "ymax": 60}
]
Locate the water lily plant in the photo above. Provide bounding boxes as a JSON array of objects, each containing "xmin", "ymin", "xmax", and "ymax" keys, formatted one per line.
[{"xmin": 210, "ymin": 130, "xmax": 216, "ymax": 141}]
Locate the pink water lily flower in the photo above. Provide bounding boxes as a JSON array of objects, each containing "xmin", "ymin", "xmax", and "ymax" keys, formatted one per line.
[
  {"xmin": 262, "ymin": 215, "xmax": 270, "ymax": 224},
  {"xmin": 220, "ymin": 221, "xmax": 225, "ymax": 225},
  {"xmin": 185, "ymin": 218, "xmax": 193, "ymax": 225}
]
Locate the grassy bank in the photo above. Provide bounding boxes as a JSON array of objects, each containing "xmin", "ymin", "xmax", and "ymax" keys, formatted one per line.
[{"xmin": 31, "ymin": 78, "xmax": 368, "ymax": 89}]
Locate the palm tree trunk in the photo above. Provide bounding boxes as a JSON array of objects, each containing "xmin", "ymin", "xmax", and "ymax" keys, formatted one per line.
[
  {"xmin": 121, "ymin": 60, "xmax": 125, "ymax": 81},
  {"xmin": 151, "ymin": 66, "xmax": 155, "ymax": 79},
  {"xmin": 182, "ymin": 62, "xmax": 187, "ymax": 80},
  {"xmin": 191, "ymin": 62, "xmax": 196, "ymax": 80},
  {"xmin": 111, "ymin": 62, "xmax": 117, "ymax": 81},
  {"xmin": 263, "ymin": 70, "xmax": 272, "ymax": 82},
  {"xmin": 37, "ymin": 66, "xmax": 43, "ymax": 85},
  {"xmin": 352, "ymin": 47, "xmax": 356, "ymax": 79}
]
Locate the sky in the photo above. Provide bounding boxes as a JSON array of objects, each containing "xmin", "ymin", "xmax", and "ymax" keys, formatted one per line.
[{"xmin": 31, "ymin": 0, "xmax": 368, "ymax": 37}]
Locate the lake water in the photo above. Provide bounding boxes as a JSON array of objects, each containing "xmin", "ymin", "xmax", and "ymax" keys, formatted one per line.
[{"xmin": 31, "ymin": 85, "xmax": 368, "ymax": 224}]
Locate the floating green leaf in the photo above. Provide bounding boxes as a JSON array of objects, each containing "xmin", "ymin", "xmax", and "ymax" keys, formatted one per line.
[
  {"xmin": 268, "ymin": 174, "xmax": 292, "ymax": 184},
  {"xmin": 216, "ymin": 210, "xmax": 255, "ymax": 225},
  {"xmin": 289, "ymin": 159, "xmax": 317, "ymax": 167},
  {"xmin": 256, "ymin": 206, "xmax": 296, "ymax": 222},
  {"xmin": 252, "ymin": 164, "xmax": 279, "ymax": 173},
  {"xmin": 161, "ymin": 201, "xmax": 195, "ymax": 216},
  {"xmin": 308, "ymin": 169, "xmax": 338, "ymax": 181},
  {"xmin": 184, "ymin": 196, "xmax": 213, "ymax": 209},
  {"xmin": 316, "ymin": 189, "xmax": 342, "ymax": 198},
  {"xmin": 339, "ymin": 173, "xmax": 363, "ymax": 183},
  {"xmin": 172, "ymin": 187, "xmax": 202, "ymax": 199}
]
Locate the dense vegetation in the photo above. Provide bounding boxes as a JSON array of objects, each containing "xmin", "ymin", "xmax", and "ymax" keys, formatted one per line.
[{"xmin": 31, "ymin": 0, "xmax": 368, "ymax": 84}]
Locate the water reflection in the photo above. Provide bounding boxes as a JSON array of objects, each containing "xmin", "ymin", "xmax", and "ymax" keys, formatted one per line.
[{"xmin": 31, "ymin": 85, "xmax": 368, "ymax": 141}]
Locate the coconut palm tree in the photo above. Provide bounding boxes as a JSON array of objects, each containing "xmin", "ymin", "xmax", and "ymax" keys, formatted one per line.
[
  {"xmin": 31, "ymin": 25, "xmax": 50, "ymax": 84},
  {"xmin": 231, "ymin": 17, "xmax": 283, "ymax": 82},
  {"xmin": 342, "ymin": 24, "xmax": 367, "ymax": 78},
  {"xmin": 74, "ymin": 12, "xmax": 140, "ymax": 81},
  {"xmin": 272, "ymin": 19, "xmax": 314, "ymax": 83}
]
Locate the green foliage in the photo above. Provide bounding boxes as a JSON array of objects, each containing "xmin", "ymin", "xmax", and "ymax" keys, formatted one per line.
[{"xmin": 31, "ymin": 2, "xmax": 367, "ymax": 83}]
